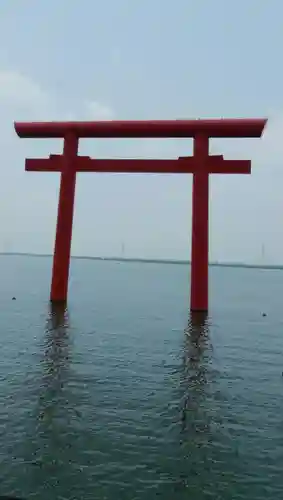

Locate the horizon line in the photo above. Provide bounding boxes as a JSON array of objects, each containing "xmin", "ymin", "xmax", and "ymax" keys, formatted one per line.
[{"xmin": 0, "ymin": 252, "xmax": 282, "ymax": 271}]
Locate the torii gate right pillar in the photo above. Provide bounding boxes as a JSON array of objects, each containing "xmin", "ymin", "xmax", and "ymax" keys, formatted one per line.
[{"xmin": 190, "ymin": 134, "xmax": 210, "ymax": 312}]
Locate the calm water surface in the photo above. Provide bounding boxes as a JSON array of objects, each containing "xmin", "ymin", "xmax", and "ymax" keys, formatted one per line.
[{"xmin": 0, "ymin": 255, "xmax": 283, "ymax": 499}]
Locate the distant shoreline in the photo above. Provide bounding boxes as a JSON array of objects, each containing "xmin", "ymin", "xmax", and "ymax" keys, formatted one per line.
[{"xmin": 0, "ymin": 252, "xmax": 282, "ymax": 271}]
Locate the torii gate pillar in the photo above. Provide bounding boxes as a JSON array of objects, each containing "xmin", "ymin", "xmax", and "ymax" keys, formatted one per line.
[
  {"xmin": 51, "ymin": 133, "xmax": 78, "ymax": 302},
  {"xmin": 191, "ymin": 134, "xmax": 210, "ymax": 312}
]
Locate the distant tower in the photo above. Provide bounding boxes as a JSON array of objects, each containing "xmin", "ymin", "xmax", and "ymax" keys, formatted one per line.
[
  {"xmin": 121, "ymin": 242, "xmax": 125, "ymax": 258},
  {"xmin": 261, "ymin": 243, "xmax": 265, "ymax": 264}
]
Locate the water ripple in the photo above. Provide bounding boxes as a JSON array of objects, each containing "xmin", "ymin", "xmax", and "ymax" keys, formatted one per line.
[{"xmin": 0, "ymin": 258, "xmax": 283, "ymax": 499}]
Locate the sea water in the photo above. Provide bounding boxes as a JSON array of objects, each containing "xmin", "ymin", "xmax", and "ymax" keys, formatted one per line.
[{"xmin": 0, "ymin": 255, "xmax": 283, "ymax": 500}]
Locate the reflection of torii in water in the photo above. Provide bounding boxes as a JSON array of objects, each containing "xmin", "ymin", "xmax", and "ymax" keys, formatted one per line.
[
  {"xmin": 38, "ymin": 303, "xmax": 72, "ymax": 421},
  {"xmin": 0, "ymin": 497, "xmax": 26, "ymax": 500},
  {"xmin": 16, "ymin": 303, "xmax": 74, "ymax": 489},
  {"xmin": 180, "ymin": 312, "xmax": 212, "ymax": 433}
]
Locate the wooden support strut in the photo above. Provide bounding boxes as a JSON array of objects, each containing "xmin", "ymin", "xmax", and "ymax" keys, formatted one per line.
[{"xmin": 25, "ymin": 155, "xmax": 251, "ymax": 174}]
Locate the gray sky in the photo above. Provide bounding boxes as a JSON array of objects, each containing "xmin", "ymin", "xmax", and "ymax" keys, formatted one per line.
[{"xmin": 0, "ymin": 0, "xmax": 282, "ymax": 263}]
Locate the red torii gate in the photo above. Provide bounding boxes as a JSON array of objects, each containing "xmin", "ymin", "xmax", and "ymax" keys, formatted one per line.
[{"xmin": 14, "ymin": 118, "xmax": 266, "ymax": 311}]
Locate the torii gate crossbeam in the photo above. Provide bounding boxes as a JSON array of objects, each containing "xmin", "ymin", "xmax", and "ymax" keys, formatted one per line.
[{"xmin": 14, "ymin": 118, "xmax": 267, "ymax": 311}]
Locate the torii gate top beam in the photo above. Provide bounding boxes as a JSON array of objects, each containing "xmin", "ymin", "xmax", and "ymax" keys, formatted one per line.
[{"xmin": 14, "ymin": 118, "xmax": 267, "ymax": 139}]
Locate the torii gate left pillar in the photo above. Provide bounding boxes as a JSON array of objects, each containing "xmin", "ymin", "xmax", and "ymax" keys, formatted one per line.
[
  {"xmin": 14, "ymin": 118, "xmax": 266, "ymax": 311},
  {"xmin": 51, "ymin": 133, "xmax": 78, "ymax": 302}
]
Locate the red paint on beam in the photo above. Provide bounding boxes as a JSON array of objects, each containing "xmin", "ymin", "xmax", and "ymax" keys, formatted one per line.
[
  {"xmin": 208, "ymin": 159, "xmax": 251, "ymax": 174},
  {"xmin": 14, "ymin": 118, "xmax": 267, "ymax": 139},
  {"xmin": 25, "ymin": 155, "xmax": 250, "ymax": 174},
  {"xmin": 179, "ymin": 157, "xmax": 251, "ymax": 174}
]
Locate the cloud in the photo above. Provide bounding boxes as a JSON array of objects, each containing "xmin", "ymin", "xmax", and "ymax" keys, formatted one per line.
[
  {"xmin": 0, "ymin": 69, "xmax": 54, "ymax": 121},
  {"xmin": 0, "ymin": 68, "xmax": 116, "ymax": 163},
  {"xmin": 0, "ymin": 69, "xmax": 115, "ymax": 123},
  {"xmin": 0, "ymin": 70, "xmax": 48, "ymax": 107},
  {"xmin": 1, "ymin": 68, "xmax": 278, "ymax": 170},
  {"xmin": 84, "ymin": 100, "xmax": 114, "ymax": 120}
]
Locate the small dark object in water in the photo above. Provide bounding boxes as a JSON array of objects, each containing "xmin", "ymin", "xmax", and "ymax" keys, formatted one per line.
[
  {"xmin": 262, "ymin": 312, "xmax": 266, "ymax": 317},
  {"xmin": 12, "ymin": 297, "xmax": 16, "ymax": 300},
  {"xmin": 0, "ymin": 497, "xmax": 25, "ymax": 500}
]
